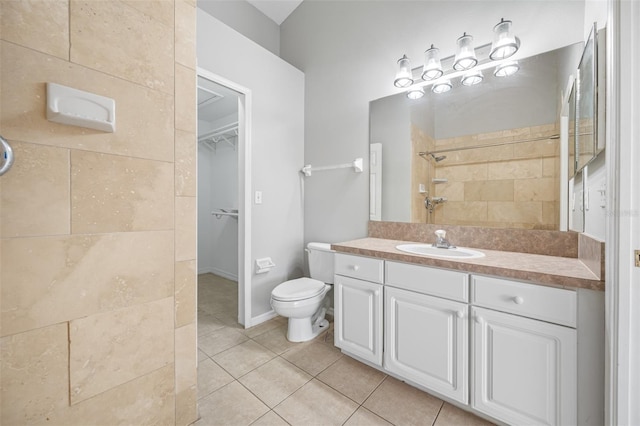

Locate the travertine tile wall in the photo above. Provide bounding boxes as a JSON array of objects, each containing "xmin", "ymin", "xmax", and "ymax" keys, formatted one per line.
[
  {"xmin": 418, "ymin": 124, "xmax": 560, "ymax": 230},
  {"xmin": 410, "ymin": 125, "xmax": 433, "ymax": 223},
  {"xmin": 0, "ymin": 1, "xmax": 197, "ymax": 425}
]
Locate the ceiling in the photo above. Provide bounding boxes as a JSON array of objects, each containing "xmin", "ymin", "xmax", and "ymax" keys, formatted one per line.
[{"xmin": 246, "ymin": 0, "xmax": 303, "ymax": 25}]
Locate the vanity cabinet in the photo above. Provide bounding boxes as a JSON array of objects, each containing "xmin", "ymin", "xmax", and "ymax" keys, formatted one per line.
[
  {"xmin": 334, "ymin": 254, "xmax": 384, "ymax": 366},
  {"xmin": 470, "ymin": 275, "xmax": 578, "ymax": 426}
]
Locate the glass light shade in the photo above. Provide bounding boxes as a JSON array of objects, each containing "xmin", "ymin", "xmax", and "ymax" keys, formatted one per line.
[
  {"xmin": 422, "ymin": 45, "xmax": 443, "ymax": 81},
  {"xmin": 461, "ymin": 70, "xmax": 483, "ymax": 86},
  {"xmin": 406, "ymin": 87, "xmax": 425, "ymax": 99},
  {"xmin": 490, "ymin": 19, "xmax": 520, "ymax": 60},
  {"xmin": 432, "ymin": 80, "xmax": 452, "ymax": 94},
  {"xmin": 394, "ymin": 54, "xmax": 414, "ymax": 88},
  {"xmin": 494, "ymin": 61, "xmax": 520, "ymax": 77},
  {"xmin": 453, "ymin": 33, "xmax": 477, "ymax": 71}
]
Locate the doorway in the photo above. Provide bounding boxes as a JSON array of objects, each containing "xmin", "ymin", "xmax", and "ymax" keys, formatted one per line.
[{"xmin": 196, "ymin": 69, "xmax": 252, "ymax": 326}]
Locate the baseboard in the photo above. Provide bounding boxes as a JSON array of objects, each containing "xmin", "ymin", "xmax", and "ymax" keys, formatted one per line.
[
  {"xmin": 197, "ymin": 266, "xmax": 238, "ymax": 281},
  {"xmin": 248, "ymin": 310, "xmax": 278, "ymax": 328}
]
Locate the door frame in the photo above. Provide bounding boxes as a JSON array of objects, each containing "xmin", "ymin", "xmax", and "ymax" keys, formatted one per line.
[{"xmin": 196, "ymin": 66, "xmax": 252, "ymax": 327}]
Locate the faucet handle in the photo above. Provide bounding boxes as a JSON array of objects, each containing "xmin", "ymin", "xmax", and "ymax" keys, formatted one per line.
[{"xmin": 435, "ymin": 229, "xmax": 446, "ymax": 239}]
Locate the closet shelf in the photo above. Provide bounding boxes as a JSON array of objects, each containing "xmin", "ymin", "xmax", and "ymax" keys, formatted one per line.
[
  {"xmin": 212, "ymin": 209, "xmax": 238, "ymax": 219},
  {"xmin": 199, "ymin": 122, "xmax": 238, "ymax": 151}
]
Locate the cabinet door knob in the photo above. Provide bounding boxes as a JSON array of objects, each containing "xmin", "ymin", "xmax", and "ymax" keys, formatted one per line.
[
  {"xmin": 456, "ymin": 311, "xmax": 464, "ymax": 319},
  {"xmin": 352, "ymin": 265, "xmax": 360, "ymax": 271},
  {"xmin": 513, "ymin": 296, "xmax": 524, "ymax": 305},
  {"xmin": 474, "ymin": 316, "xmax": 484, "ymax": 324}
]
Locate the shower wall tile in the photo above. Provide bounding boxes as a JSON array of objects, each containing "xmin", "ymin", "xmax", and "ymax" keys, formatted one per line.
[
  {"xmin": 70, "ymin": 0, "xmax": 174, "ymax": 94},
  {"xmin": 0, "ymin": 323, "xmax": 69, "ymax": 426},
  {"xmin": 175, "ymin": 323, "xmax": 198, "ymax": 425},
  {"xmin": 488, "ymin": 201, "xmax": 542, "ymax": 224},
  {"xmin": 175, "ymin": 0, "xmax": 197, "ymax": 70},
  {"xmin": 0, "ymin": 42, "xmax": 174, "ymax": 162},
  {"xmin": 435, "ymin": 163, "xmax": 487, "ymax": 182},
  {"xmin": 175, "ymin": 63, "xmax": 197, "ymax": 132},
  {"xmin": 543, "ymin": 157, "xmax": 559, "ymax": 177},
  {"xmin": 175, "ymin": 129, "xmax": 197, "ymax": 196},
  {"xmin": 440, "ymin": 201, "xmax": 488, "ymax": 222},
  {"xmin": 71, "ymin": 151, "xmax": 174, "ymax": 233},
  {"xmin": 514, "ymin": 178, "xmax": 557, "ymax": 202},
  {"xmin": 0, "ymin": 141, "xmax": 70, "ymax": 238},
  {"xmin": 69, "ymin": 297, "xmax": 174, "ymax": 404},
  {"xmin": 123, "ymin": 0, "xmax": 175, "ymax": 28},
  {"xmin": 435, "ymin": 182, "xmax": 465, "ymax": 202},
  {"xmin": 175, "ymin": 197, "xmax": 197, "ymax": 261},
  {"xmin": 487, "ymin": 158, "xmax": 542, "ymax": 180},
  {"xmin": 464, "ymin": 180, "xmax": 514, "ymax": 202},
  {"xmin": 175, "ymin": 260, "xmax": 197, "ymax": 327},
  {"xmin": 1, "ymin": 231, "xmax": 174, "ymax": 337},
  {"xmin": 0, "ymin": 0, "xmax": 69, "ymax": 60},
  {"xmin": 513, "ymin": 138, "xmax": 559, "ymax": 159},
  {"xmin": 68, "ymin": 364, "xmax": 175, "ymax": 425}
]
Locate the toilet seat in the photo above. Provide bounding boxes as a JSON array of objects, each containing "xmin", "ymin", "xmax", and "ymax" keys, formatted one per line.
[{"xmin": 271, "ymin": 278, "xmax": 326, "ymax": 302}]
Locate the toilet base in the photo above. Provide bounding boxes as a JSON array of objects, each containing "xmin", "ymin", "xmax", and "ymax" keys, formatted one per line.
[{"xmin": 287, "ymin": 317, "xmax": 329, "ymax": 342}]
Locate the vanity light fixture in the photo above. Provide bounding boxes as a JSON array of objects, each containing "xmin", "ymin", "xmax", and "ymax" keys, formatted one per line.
[
  {"xmin": 406, "ymin": 86, "xmax": 425, "ymax": 99},
  {"xmin": 432, "ymin": 80, "xmax": 452, "ymax": 94},
  {"xmin": 394, "ymin": 54, "xmax": 414, "ymax": 88},
  {"xmin": 489, "ymin": 18, "xmax": 520, "ymax": 60},
  {"xmin": 494, "ymin": 61, "xmax": 520, "ymax": 77},
  {"xmin": 461, "ymin": 69, "xmax": 484, "ymax": 86},
  {"xmin": 422, "ymin": 45, "xmax": 444, "ymax": 80},
  {"xmin": 453, "ymin": 33, "xmax": 478, "ymax": 71}
]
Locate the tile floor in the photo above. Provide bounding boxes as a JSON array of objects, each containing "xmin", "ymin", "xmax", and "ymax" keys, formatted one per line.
[{"xmin": 194, "ymin": 273, "xmax": 494, "ymax": 426}]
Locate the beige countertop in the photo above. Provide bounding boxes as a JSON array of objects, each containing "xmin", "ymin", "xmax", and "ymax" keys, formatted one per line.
[{"xmin": 332, "ymin": 237, "xmax": 604, "ymax": 291}]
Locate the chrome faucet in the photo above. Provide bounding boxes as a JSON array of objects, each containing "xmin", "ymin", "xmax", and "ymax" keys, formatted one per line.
[{"xmin": 433, "ymin": 229, "xmax": 456, "ymax": 249}]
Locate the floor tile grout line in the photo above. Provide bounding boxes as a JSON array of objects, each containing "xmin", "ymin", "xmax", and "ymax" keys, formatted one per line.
[{"xmin": 431, "ymin": 400, "xmax": 446, "ymax": 426}]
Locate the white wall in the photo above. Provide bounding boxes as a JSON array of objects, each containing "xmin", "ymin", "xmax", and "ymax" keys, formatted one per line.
[
  {"xmin": 281, "ymin": 1, "xmax": 586, "ymax": 244},
  {"xmin": 197, "ymin": 10, "xmax": 305, "ymax": 319},
  {"xmin": 197, "ymin": 0, "xmax": 280, "ymax": 56}
]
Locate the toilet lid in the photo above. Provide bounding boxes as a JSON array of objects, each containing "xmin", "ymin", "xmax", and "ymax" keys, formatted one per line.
[{"xmin": 272, "ymin": 278, "xmax": 326, "ymax": 301}]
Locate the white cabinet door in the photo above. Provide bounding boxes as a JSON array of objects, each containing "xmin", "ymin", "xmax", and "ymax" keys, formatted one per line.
[
  {"xmin": 471, "ymin": 307, "xmax": 577, "ymax": 426},
  {"xmin": 334, "ymin": 275, "xmax": 383, "ymax": 366},
  {"xmin": 385, "ymin": 286, "xmax": 469, "ymax": 404}
]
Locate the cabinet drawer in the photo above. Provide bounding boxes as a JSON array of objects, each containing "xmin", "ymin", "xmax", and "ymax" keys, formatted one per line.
[
  {"xmin": 335, "ymin": 253, "xmax": 384, "ymax": 283},
  {"xmin": 471, "ymin": 275, "xmax": 576, "ymax": 327},
  {"xmin": 386, "ymin": 261, "xmax": 469, "ymax": 302}
]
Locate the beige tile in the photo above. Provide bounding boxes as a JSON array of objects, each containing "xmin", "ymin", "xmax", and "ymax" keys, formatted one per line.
[
  {"xmin": 513, "ymin": 138, "xmax": 559, "ymax": 159},
  {"xmin": 281, "ymin": 341, "xmax": 343, "ymax": 376},
  {"xmin": 241, "ymin": 316, "xmax": 284, "ymax": 339},
  {"xmin": 212, "ymin": 340, "xmax": 277, "ymax": 378},
  {"xmin": 0, "ymin": 324, "xmax": 69, "ymax": 426},
  {"xmin": 239, "ymin": 357, "xmax": 312, "ymax": 408},
  {"xmin": 175, "ymin": 63, "xmax": 197, "ymax": 132},
  {"xmin": 543, "ymin": 157, "xmax": 559, "ymax": 178},
  {"xmin": 317, "ymin": 356, "xmax": 386, "ymax": 404},
  {"xmin": 464, "ymin": 180, "xmax": 514, "ymax": 202},
  {"xmin": 0, "ymin": 41, "xmax": 174, "ymax": 162},
  {"xmin": 251, "ymin": 411, "xmax": 290, "ymax": 426},
  {"xmin": 198, "ymin": 358, "xmax": 235, "ymax": 399},
  {"xmin": 175, "ymin": 322, "xmax": 197, "ymax": 393},
  {"xmin": 344, "ymin": 407, "xmax": 393, "ymax": 426},
  {"xmin": 69, "ymin": 297, "xmax": 174, "ymax": 404},
  {"xmin": 436, "ymin": 163, "xmax": 487, "ymax": 182},
  {"xmin": 197, "ymin": 310, "xmax": 227, "ymax": 337},
  {"xmin": 0, "ymin": 141, "xmax": 70, "ymax": 238},
  {"xmin": 198, "ymin": 381, "xmax": 269, "ymax": 425},
  {"xmin": 68, "ymin": 364, "xmax": 175, "ymax": 425},
  {"xmin": 198, "ymin": 327, "xmax": 248, "ymax": 357},
  {"xmin": 542, "ymin": 201, "xmax": 559, "ymax": 228},
  {"xmin": 176, "ymin": 196, "xmax": 197, "ymax": 260},
  {"xmin": 487, "ymin": 158, "xmax": 542, "ymax": 180},
  {"xmin": 434, "ymin": 181, "xmax": 465, "ymax": 201},
  {"xmin": 274, "ymin": 379, "xmax": 358, "ymax": 425},
  {"xmin": 175, "ymin": 129, "xmax": 197, "ymax": 196},
  {"xmin": 434, "ymin": 402, "xmax": 495, "ymax": 426},
  {"xmin": 176, "ymin": 260, "xmax": 197, "ymax": 327},
  {"xmin": 71, "ymin": 151, "xmax": 174, "ymax": 233},
  {"xmin": 70, "ymin": 0, "xmax": 174, "ymax": 94},
  {"xmin": 176, "ymin": 386, "xmax": 198, "ymax": 426},
  {"xmin": 514, "ymin": 178, "xmax": 557, "ymax": 202},
  {"xmin": 175, "ymin": 0, "xmax": 196, "ymax": 69},
  {"xmin": 0, "ymin": 0, "xmax": 69, "ymax": 59},
  {"xmin": 363, "ymin": 376, "xmax": 443, "ymax": 425},
  {"xmin": 123, "ymin": 0, "xmax": 175, "ymax": 28},
  {"xmin": 487, "ymin": 201, "xmax": 543, "ymax": 225},
  {"xmin": 1, "ymin": 231, "xmax": 174, "ymax": 337},
  {"xmin": 439, "ymin": 201, "xmax": 488, "ymax": 222},
  {"xmin": 253, "ymin": 324, "xmax": 301, "ymax": 355}
]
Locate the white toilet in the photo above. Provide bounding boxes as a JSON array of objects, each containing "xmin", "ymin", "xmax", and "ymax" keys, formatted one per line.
[{"xmin": 270, "ymin": 242, "xmax": 335, "ymax": 342}]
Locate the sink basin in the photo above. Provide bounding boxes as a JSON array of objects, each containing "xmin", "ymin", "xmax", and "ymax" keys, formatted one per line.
[{"xmin": 396, "ymin": 244, "xmax": 485, "ymax": 259}]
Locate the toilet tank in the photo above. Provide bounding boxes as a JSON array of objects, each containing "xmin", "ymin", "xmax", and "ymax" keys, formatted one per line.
[{"xmin": 307, "ymin": 242, "xmax": 335, "ymax": 284}]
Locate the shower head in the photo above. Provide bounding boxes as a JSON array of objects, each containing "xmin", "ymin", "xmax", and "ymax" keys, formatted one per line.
[{"xmin": 430, "ymin": 153, "xmax": 447, "ymax": 162}]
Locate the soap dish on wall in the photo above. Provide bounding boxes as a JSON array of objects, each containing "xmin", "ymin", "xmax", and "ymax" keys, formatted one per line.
[{"xmin": 46, "ymin": 83, "xmax": 116, "ymax": 133}]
